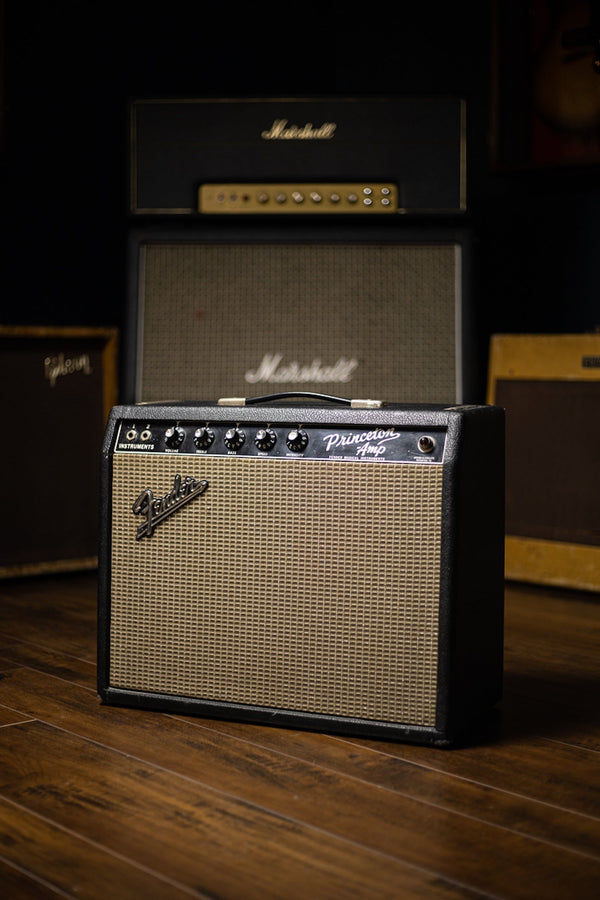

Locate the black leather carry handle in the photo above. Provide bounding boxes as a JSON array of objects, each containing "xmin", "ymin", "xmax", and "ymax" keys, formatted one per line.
[{"xmin": 218, "ymin": 392, "xmax": 383, "ymax": 408}]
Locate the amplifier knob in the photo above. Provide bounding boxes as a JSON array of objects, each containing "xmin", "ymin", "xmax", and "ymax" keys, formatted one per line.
[
  {"xmin": 224, "ymin": 427, "xmax": 245, "ymax": 450},
  {"xmin": 255, "ymin": 428, "xmax": 277, "ymax": 451},
  {"xmin": 165, "ymin": 426, "xmax": 185, "ymax": 448},
  {"xmin": 286, "ymin": 429, "xmax": 308, "ymax": 452},
  {"xmin": 194, "ymin": 426, "xmax": 215, "ymax": 450}
]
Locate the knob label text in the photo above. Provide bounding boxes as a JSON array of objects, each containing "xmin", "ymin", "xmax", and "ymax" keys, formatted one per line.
[{"xmin": 132, "ymin": 474, "xmax": 209, "ymax": 540}]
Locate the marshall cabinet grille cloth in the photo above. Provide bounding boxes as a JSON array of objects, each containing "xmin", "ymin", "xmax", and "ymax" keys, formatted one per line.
[{"xmin": 135, "ymin": 241, "xmax": 461, "ymax": 404}]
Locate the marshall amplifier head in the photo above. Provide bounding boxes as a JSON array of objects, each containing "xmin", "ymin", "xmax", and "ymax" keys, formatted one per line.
[
  {"xmin": 98, "ymin": 393, "xmax": 504, "ymax": 746},
  {"xmin": 130, "ymin": 97, "xmax": 466, "ymax": 216}
]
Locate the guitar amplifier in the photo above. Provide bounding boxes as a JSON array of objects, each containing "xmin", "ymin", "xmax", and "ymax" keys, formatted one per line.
[
  {"xmin": 125, "ymin": 222, "xmax": 474, "ymax": 405},
  {"xmin": 98, "ymin": 394, "xmax": 504, "ymax": 746},
  {"xmin": 130, "ymin": 96, "xmax": 466, "ymax": 216},
  {"xmin": 0, "ymin": 326, "xmax": 118, "ymax": 578},
  {"xmin": 487, "ymin": 333, "xmax": 600, "ymax": 592},
  {"xmin": 125, "ymin": 96, "xmax": 472, "ymax": 406}
]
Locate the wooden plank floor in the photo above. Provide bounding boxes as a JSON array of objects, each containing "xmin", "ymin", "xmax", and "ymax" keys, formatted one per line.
[{"xmin": 0, "ymin": 574, "xmax": 598, "ymax": 899}]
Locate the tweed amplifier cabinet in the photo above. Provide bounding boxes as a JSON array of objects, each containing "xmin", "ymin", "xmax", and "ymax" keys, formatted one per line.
[
  {"xmin": 98, "ymin": 395, "xmax": 504, "ymax": 745},
  {"xmin": 130, "ymin": 97, "xmax": 466, "ymax": 216},
  {"xmin": 125, "ymin": 223, "xmax": 473, "ymax": 405},
  {"xmin": 487, "ymin": 334, "xmax": 600, "ymax": 592}
]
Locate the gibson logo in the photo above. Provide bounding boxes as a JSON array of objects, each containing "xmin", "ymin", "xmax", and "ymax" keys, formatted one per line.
[
  {"xmin": 245, "ymin": 353, "xmax": 358, "ymax": 385},
  {"xmin": 132, "ymin": 474, "xmax": 209, "ymax": 540},
  {"xmin": 44, "ymin": 353, "xmax": 92, "ymax": 387},
  {"xmin": 261, "ymin": 119, "xmax": 337, "ymax": 140}
]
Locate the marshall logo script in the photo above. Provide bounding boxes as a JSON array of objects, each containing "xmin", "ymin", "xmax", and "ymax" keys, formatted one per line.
[
  {"xmin": 132, "ymin": 474, "xmax": 209, "ymax": 540},
  {"xmin": 261, "ymin": 119, "xmax": 337, "ymax": 140},
  {"xmin": 245, "ymin": 353, "xmax": 358, "ymax": 385}
]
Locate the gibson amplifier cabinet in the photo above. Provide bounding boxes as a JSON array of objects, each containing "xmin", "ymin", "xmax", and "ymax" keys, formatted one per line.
[
  {"xmin": 98, "ymin": 394, "xmax": 504, "ymax": 745},
  {"xmin": 125, "ymin": 223, "xmax": 473, "ymax": 405},
  {"xmin": 130, "ymin": 96, "xmax": 466, "ymax": 216},
  {"xmin": 0, "ymin": 326, "xmax": 118, "ymax": 577},
  {"xmin": 488, "ymin": 333, "xmax": 600, "ymax": 592}
]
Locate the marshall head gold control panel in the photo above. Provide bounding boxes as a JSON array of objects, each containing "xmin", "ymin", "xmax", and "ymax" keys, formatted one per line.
[{"xmin": 198, "ymin": 183, "xmax": 399, "ymax": 214}]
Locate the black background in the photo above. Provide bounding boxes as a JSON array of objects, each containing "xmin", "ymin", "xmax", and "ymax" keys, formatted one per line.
[{"xmin": 1, "ymin": 1, "xmax": 599, "ymax": 401}]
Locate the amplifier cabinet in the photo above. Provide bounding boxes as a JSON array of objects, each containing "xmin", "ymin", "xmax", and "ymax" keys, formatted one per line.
[
  {"xmin": 130, "ymin": 96, "xmax": 466, "ymax": 216},
  {"xmin": 487, "ymin": 333, "xmax": 600, "ymax": 592},
  {"xmin": 0, "ymin": 326, "xmax": 118, "ymax": 578},
  {"xmin": 125, "ymin": 222, "xmax": 474, "ymax": 405},
  {"xmin": 98, "ymin": 398, "xmax": 504, "ymax": 745}
]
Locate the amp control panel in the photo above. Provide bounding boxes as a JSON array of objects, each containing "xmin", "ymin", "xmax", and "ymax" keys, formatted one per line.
[
  {"xmin": 198, "ymin": 183, "xmax": 399, "ymax": 214},
  {"xmin": 114, "ymin": 420, "xmax": 445, "ymax": 464}
]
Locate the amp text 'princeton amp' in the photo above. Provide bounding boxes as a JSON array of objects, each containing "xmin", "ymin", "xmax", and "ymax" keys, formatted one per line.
[{"xmin": 98, "ymin": 395, "xmax": 504, "ymax": 746}]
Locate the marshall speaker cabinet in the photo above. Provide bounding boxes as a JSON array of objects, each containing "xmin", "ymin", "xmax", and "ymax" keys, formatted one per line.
[
  {"xmin": 98, "ymin": 394, "xmax": 504, "ymax": 746},
  {"xmin": 125, "ymin": 97, "xmax": 474, "ymax": 407},
  {"xmin": 125, "ymin": 222, "xmax": 473, "ymax": 405}
]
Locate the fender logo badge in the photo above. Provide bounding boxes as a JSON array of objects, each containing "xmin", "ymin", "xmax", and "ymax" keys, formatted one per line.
[{"xmin": 132, "ymin": 474, "xmax": 209, "ymax": 540}]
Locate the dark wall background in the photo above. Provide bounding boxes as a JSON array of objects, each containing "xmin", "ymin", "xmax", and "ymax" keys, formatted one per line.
[{"xmin": 1, "ymin": 1, "xmax": 599, "ymax": 400}]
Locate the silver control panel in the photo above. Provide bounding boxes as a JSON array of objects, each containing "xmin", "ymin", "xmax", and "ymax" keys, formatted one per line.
[{"xmin": 115, "ymin": 420, "xmax": 445, "ymax": 464}]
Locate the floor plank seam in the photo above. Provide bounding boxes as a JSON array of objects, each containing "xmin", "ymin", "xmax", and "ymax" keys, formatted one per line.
[
  {"xmin": 0, "ymin": 632, "xmax": 96, "ymax": 667},
  {"xmin": 0, "ymin": 852, "xmax": 74, "ymax": 898},
  {"xmin": 0, "ymin": 660, "xmax": 95, "ymax": 692},
  {"xmin": 0, "ymin": 717, "xmax": 38, "ymax": 729},
  {"xmin": 4, "ymin": 665, "xmax": 600, "ymax": 846},
  {"xmin": 12, "ymin": 705, "xmax": 600, "ymax": 870},
  {"xmin": 163, "ymin": 716, "xmax": 600, "ymax": 856},
  {"xmin": 0, "ymin": 783, "xmax": 507, "ymax": 900},
  {"xmin": 331, "ymin": 735, "xmax": 600, "ymax": 823},
  {"xmin": 0, "ymin": 794, "xmax": 213, "ymax": 899},
  {"xmin": 0, "ymin": 717, "xmax": 522, "ymax": 898},
  {"xmin": 4, "ymin": 665, "xmax": 599, "ymax": 860},
  {"xmin": 537, "ymin": 735, "xmax": 600, "ymax": 755}
]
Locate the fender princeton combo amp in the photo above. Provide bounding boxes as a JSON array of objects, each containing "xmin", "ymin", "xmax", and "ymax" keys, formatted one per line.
[{"xmin": 98, "ymin": 394, "xmax": 504, "ymax": 746}]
